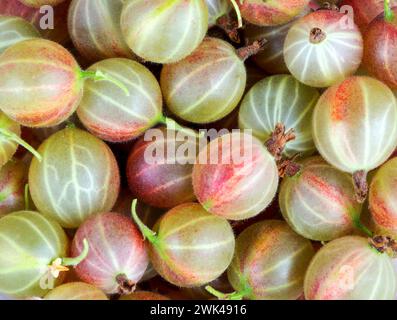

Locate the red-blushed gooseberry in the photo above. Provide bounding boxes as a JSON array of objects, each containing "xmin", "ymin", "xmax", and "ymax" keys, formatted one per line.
[
  {"xmin": 0, "ymin": 0, "xmax": 71, "ymax": 44},
  {"xmin": 132, "ymin": 200, "xmax": 235, "ymax": 288},
  {"xmin": 304, "ymin": 236, "xmax": 397, "ymax": 300},
  {"xmin": 238, "ymin": 0, "xmax": 310, "ymax": 26},
  {"xmin": 77, "ymin": 58, "xmax": 163, "ymax": 142},
  {"xmin": 238, "ymin": 75, "xmax": 319, "ymax": 158},
  {"xmin": 18, "ymin": 0, "xmax": 66, "ymax": 8},
  {"xmin": 28, "ymin": 127, "xmax": 120, "ymax": 229},
  {"xmin": 68, "ymin": 0, "xmax": 136, "ymax": 63},
  {"xmin": 207, "ymin": 220, "xmax": 314, "ymax": 300},
  {"xmin": 363, "ymin": 5, "xmax": 397, "ymax": 89},
  {"xmin": 119, "ymin": 291, "xmax": 170, "ymax": 300},
  {"xmin": 161, "ymin": 37, "xmax": 249, "ymax": 124},
  {"xmin": 44, "ymin": 282, "xmax": 108, "ymax": 300},
  {"xmin": 312, "ymin": 76, "xmax": 397, "ymax": 202},
  {"xmin": 340, "ymin": 0, "xmax": 397, "ymax": 32},
  {"xmin": 0, "ymin": 38, "xmax": 129, "ymax": 128},
  {"xmin": 279, "ymin": 156, "xmax": 367, "ymax": 241},
  {"xmin": 0, "ymin": 160, "xmax": 28, "ymax": 217},
  {"xmin": 126, "ymin": 127, "xmax": 197, "ymax": 209},
  {"xmin": 71, "ymin": 212, "xmax": 148, "ymax": 295},
  {"xmin": 192, "ymin": 132, "xmax": 279, "ymax": 220},
  {"xmin": 0, "ymin": 111, "xmax": 42, "ymax": 167},
  {"xmin": 0, "ymin": 16, "xmax": 40, "ymax": 54},
  {"xmin": 120, "ymin": 0, "xmax": 208, "ymax": 64},
  {"xmin": 284, "ymin": 10, "xmax": 363, "ymax": 87},
  {"xmin": 244, "ymin": 6, "xmax": 309, "ymax": 74},
  {"xmin": 369, "ymin": 157, "xmax": 397, "ymax": 238},
  {"xmin": 0, "ymin": 211, "xmax": 89, "ymax": 298}
]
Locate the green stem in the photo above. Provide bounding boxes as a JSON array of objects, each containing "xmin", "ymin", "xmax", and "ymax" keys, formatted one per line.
[
  {"xmin": 385, "ymin": 0, "xmax": 395, "ymax": 22},
  {"xmin": 62, "ymin": 238, "xmax": 89, "ymax": 266},
  {"xmin": 353, "ymin": 217, "xmax": 373, "ymax": 238},
  {"xmin": 205, "ymin": 285, "xmax": 249, "ymax": 300},
  {"xmin": 229, "ymin": 0, "xmax": 243, "ymax": 28},
  {"xmin": 131, "ymin": 199, "xmax": 159, "ymax": 245},
  {"xmin": 80, "ymin": 70, "xmax": 130, "ymax": 96},
  {"xmin": 0, "ymin": 128, "xmax": 42, "ymax": 162},
  {"xmin": 24, "ymin": 184, "xmax": 29, "ymax": 211},
  {"xmin": 158, "ymin": 115, "xmax": 204, "ymax": 139}
]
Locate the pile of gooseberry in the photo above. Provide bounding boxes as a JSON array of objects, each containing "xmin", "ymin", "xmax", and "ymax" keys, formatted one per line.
[{"xmin": 1, "ymin": 0, "xmax": 397, "ymax": 302}]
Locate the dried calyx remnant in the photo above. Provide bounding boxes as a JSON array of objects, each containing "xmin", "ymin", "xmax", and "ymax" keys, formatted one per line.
[
  {"xmin": 310, "ymin": 27, "xmax": 327, "ymax": 44},
  {"xmin": 116, "ymin": 274, "xmax": 136, "ymax": 295},
  {"xmin": 237, "ymin": 38, "xmax": 268, "ymax": 61},
  {"xmin": 369, "ymin": 236, "xmax": 397, "ymax": 258},
  {"xmin": 353, "ymin": 170, "xmax": 368, "ymax": 203},
  {"xmin": 265, "ymin": 123, "xmax": 301, "ymax": 177}
]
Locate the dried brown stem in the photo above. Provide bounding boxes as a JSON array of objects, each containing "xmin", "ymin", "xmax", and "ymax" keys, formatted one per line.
[
  {"xmin": 265, "ymin": 123, "xmax": 296, "ymax": 162},
  {"xmin": 369, "ymin": 235, "xmax": 397, "ymax": 258},
  {"xmin": 352, "ymin": 170, "xmax": 368, "ymax": 203},
  {"xmin": 277, "ymin": 154, "xmax": 302, "ymax": 178},
  {"xmin": 216, "ymin": 15, "xmax": 240, "ymax": 43},
  {"xmin": 237, "ymin": 38, "xmax": 267, "ymax": 61},
  {"xmin": 116, "ymin": 274, "xmax": 136, "ymax": 295}
]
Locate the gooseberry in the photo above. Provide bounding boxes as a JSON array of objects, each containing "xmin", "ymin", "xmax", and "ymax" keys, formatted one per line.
[
  {"xmin": 77, "ymin": 58, "xmax": 163, "ymax": 142},
  {"xmin": 71, "ymin": 212, "xmax": 148, "ymax": 295},
  {"xmin": 126, "ymin": 127, "xmax": 197, "ymax": 208},
  {"xmin": 161, "ymin": 37, "xmax": 262, "ymax": 124},
  {"xmin": 0, "ymin": 211, "xmax": 89, "ymax": 298},
  {"xmin": 238, "ymin": 75, "xmax": 319, "ymax": 157},
  {"xmin": 238, "ymin": 0, "xmax": 310, "ymax": 26},
  {"xmin": 18, "ymin": 0, "xmax": 67, "ymax": 8},
  {"xmin": 363, "ymin": 3, "xmax": 397, "ymax": 89},
  {"xmin": 29, "ymin": 127, "xmax": 120, "ymax": 229},
  {"xmin": 312, "ymin": 76, "xmax": 397, "ymax": 202},
  {"xmin": 0, "ymin": 38, "xmax": 129, "ymax": 128},
  {"xmin": 0, "ymin": 159, "xmax": 28, "ymax": 217},
  {"xmin": 0, "ymin": 15, "xmax": 40, "ymax": 54},
  {"xmin": 369, "ymin": 157, "xmax": 397, "ymax": 238},
  {"xmin": 192, "ymin": 132, "xmax": 279, "ymax": 220},
  {"xmin": 120, "ymin": 0, "xmax": 208, "ymax": 64},
  {"xmin": 304, "ymin": 236, "xmax": 397, "ymax": 300},
  {"xmin": 284, "ymin": 10, "xmax": 363, "ymax": 87},
  {"xmin": 44, "ymin": 282, "xmax": 108, "ymax": 300},
  {"xmin": 68, "ymin": 0, "xmax": 135, "ymax": 63},
  {"xmin": 279, "ymin": 156, "xmax": 367, "ymax": 241},
  {"xmin": 207, "ymin": 220, "xmax": 314, "ymax": 300},
  {"xmin": 132, "ymin": 200, "xmax": 235, "ymax": 287}
]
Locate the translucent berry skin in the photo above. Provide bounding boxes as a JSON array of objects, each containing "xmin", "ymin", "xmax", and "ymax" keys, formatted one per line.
[
  {"xmin": 121, "ymin": 0, "xmax": 208, "ymax": 64},
  {"xmin": 304, "ymin": 236, "xmax": 396, "ymax": 300},
  {"xmin": 363, "ymin": 9, "xmax": 397, "ymax": 90},
  {"xmin": 205, "ymin": 0, "xmax": 230, "ymax": 27},
  {"xmin": 312, "ymin": 76, "xmax": 397, "ymax": 174},
  {"xmin": 0, "ymin": 211, "xmax": 69, "ymax": 298},
  {"xmin": 161, "ymin": 37, "xmax": 246, "ymax": 124},
  {"xmin": 0, "ymin": 160, "xmax": 28, "ymax": 217},
  {"xmin": 193, "ymin": 132, "xmax": 278, "ymax": 220},
  {"xmin": 0, "ymin": 16, "xmax": 40, "ymax": 54},
  {"xmin": 239, "ymin": 75, "xmax": 319, "ymax": 157},
  {"xmin": 228, "ymin": 220, "xmax": 314, "ymax": 300},
  {"xmin": 68, "ymin": 0, "xmax": 135, "ymax": 63},
  {"xmin": 0, "ymin": 0, "xmax": 70, "ymax": 44},
  {"xmin": 369, "ymin": 158, "xmax": 397, "ymax": 238},
  {"xmin": 148, "ymin": 203, "xmax": 235, "ymax": 287},
  {"xmin": 126, "ymin": 128, "xmax": 196, "ymax": 209},
  {"xmin": 0, "ymin": 112, "xmax": 20, "ymax": 167},
  {"xmin": 44, "ymin": 282, "xmax": 108, "ymax": 300},
  {"xmin": 72, "ymin": 212, "xmax": 148, "ymax": 294},
  {"xmin": 340, "ymin": 0, "xmax": 397, "ymax": 32},
  {"xmin": 0, "ymin": 39, "xmax": 83, "ymax": 127},
  {"xmin": 284, "ymin": 10, "xmax": 363, "ymax": 88},
  {"xmin": 238, "ymin": 0, "xmax": 309, "ymax": 26},
  {"xmin": 77, "ymin": 58, "xmax": 163, "ymax": 142},
  {"xmin": 18, "ymin": 0, "xmax": 66, "ymax": 8},
  {"xmin": 279, "ymin": 157, "xmax": 362, "ymax": 241},
  {"xmin": 119, "ymin": 291, "xmax": 170, "ymax": 300},
  {"xmin": 29, "ymin": 128, "xmax": 120, "ymax": 229}
]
